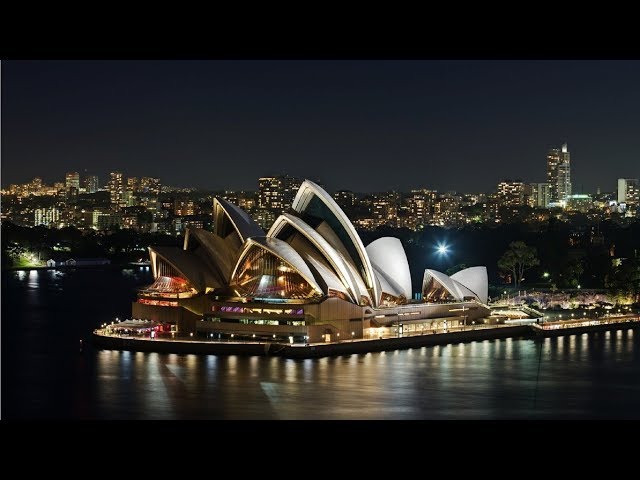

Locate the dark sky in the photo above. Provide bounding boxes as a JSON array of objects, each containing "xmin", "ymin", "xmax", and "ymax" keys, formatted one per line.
[{"xmin": 2, "ymin": 60, "xmax": 639, "ymax": 193}]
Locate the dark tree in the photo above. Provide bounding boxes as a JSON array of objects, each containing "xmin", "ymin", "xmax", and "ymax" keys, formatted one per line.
[{"xmin": 498, "ymin": 241, "xmax": 540, "ymax": 289}]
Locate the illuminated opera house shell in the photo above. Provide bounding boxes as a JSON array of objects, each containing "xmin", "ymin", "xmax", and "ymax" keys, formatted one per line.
[
  {"xmin": 145, "ymin": 180, "xmax": 488, "ymax": 310},
  {"xmin": 421, "ymin": 266, "xmax": 488, "ymax": 304}
]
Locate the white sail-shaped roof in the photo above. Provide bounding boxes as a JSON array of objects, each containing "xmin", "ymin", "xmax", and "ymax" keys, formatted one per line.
[
  {"xmin": 300, "ymin": 251, "xmax": 350, "ymax": 296},
  {"xmin": 291, "ymin": 179, "xmax": 380, "ymax": 306},
  {"xmin": 422, "ymin": 268, "xmax": 478, "ymax": 302},
  {"xmin": 372, "ymin": 264, "xmax": 405, "ymax": 299},
  {"xmin": 451, "ymin": 266, "xmax": 488, "ymax": 304},
  {"xmin": 268, "ymin": 213, "xmax": 371, "ymax": 304},
  {"xmin": 366, "ymin": 237, "xmax": 412, "ymax": 299}
]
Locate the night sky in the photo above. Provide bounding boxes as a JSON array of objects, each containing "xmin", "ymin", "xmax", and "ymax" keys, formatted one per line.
[{"xmin": 3, "ymin": 60, "xmax": 639, "ymax": 193}]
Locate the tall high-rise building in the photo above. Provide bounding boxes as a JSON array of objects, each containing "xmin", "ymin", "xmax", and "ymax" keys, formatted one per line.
[
  {"xmin": 547, "ymin": 143, "xmax": 572, "ymax": 204},
  {"xmin": 404, "ymin": 189, "xmax": 436, "ymax": 229},
  {"xmin": 108, "ymin": 171, "xmax": 124, "ymax": 211},
  {"xmin": 618, "ymin": 178, "xmax": 639, "ymax": 214},
  {"xmin": 84, "ymin": 175, "xmax": 99, "ymax": 193},
  {"xmin": 258, "ymin": 175, "xmax": 301, "ymax": 212},
  {"xmin": 65, "ymin": 172, "xmax": 80, "ymax": 190},
  {"xmin": 258, "ymin": 177, "xmax": 283, "ymax": 210},
  {"xmin": 617, "ymin": 178, "xmax": 639, "ymax": 204},
  {"xmin": 529, "ymin": 182, "xmax": 551, "ymax": 208},
  {"xmin": 65, "ymin": 172, "xmax": 80, "ymax": 202}
]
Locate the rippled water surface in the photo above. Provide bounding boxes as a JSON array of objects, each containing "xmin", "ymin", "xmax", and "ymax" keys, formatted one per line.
[{"xmin": 4, "ymin": 268, "xmax": 640, "ymax": 419}]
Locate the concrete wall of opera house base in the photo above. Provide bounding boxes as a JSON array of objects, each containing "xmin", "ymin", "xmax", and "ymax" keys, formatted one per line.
[{"xmin": 132, "ymin": 295, "xmax": 490, "ymax": 344}]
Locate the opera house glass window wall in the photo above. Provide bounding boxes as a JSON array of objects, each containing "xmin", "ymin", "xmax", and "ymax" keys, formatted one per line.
[{"xmin": 231, "ymin": 244, "xmax": 321, "ymax": 300}]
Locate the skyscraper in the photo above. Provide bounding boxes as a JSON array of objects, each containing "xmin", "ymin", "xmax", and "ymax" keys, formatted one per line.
[
  {"xmin": 84, "ymin": 175, "xmax": 99, "ymax": 193},
  {"xmin": 618, "ymin": 178, "xmax": 639, "ymax": 214},
  {"xmin": 529, "ymin": 182, "xmax": 551, "ymax": 208},
  {"xmin": 108, "ymin": 171, "xmax": 124, "ymax": 211},
  {"xmin": 64, "ymin": 172, "xmax": 80, "ymax": 203},
  {"xmin": 65, "ymin": 172, "xmax": 80, "ymax": 190},
  {"xmin": 547, "ymin": 143, "xmax": 571, "ymax": 204}
]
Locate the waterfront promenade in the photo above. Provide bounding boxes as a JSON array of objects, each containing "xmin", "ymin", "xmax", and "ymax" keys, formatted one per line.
[{"xmin": 92, "ymin": 314, "xmax": 640, "ymax": 358}]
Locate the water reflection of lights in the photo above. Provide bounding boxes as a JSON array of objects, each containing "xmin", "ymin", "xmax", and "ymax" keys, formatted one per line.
[
  {"xmin": 16, "ymin": 270, "xmax": 26, "ymax": 280},
  {"xmin": 284, "ymin": 359, "xmax": 296, "ymax": 383},
  {"xmin": 228, "ymin": 355, "xmax": 237, "ymax": 369},
  {"xmin": 206, "ymin": 355, "xmax": 217, "ymax": 370},
  {"xmin": 249, "ymin": 356, "xmax": 259, "ymax": 376},
  {"xmin": 121, "ymin": 351, "xmax": 131, "ymax": 372},
  {"xmin": 28, "ymin": 269, "xmax": 38, "ymax": 288},
  {"xmin": 186, "ymin": 355, "xmax": 196, "ymax": 369},
  {"xmin": 505, "ymin": 339, "xmax": 512, "ymax": 359}
]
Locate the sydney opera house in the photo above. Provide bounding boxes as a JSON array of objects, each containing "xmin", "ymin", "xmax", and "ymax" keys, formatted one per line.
[{"xmin": 133, "ymin": 180, "xmax": 490, "ymax": 343}]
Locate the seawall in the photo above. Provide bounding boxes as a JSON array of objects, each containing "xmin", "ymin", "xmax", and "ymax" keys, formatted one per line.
[
  {"xmin": 92, "ymin": 319, "xmax": 640, "ymax": 358},
  {"xmin": 92, "ymin": 325, "xmax": 533, "ymax": 358}
]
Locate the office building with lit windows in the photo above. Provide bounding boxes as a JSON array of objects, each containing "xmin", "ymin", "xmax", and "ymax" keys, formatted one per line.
[
  {"xmin": 65, "ymin": 172, "xmax": 80, "ymax": 190},
  {"xmin": 547, "ymin": 143, "xmax": 572, "ymax": 204},
  {"xmin": 529, "ymin": 182, "xmax": 551, "ymax": 208},
  {"xmin": 108, "ymin": 171, "xmax": 125, "ymax": 211},
  {"xmin": 617, "ymin": 178, "xmax": 639, "ymax": 215},
  {"xmin": 497, "ymin": 180, "xmax": 525, "ymax": 207},
  {"xmin": 133, "ymin": 180, "xmax": 490, "ymax": 343},
  {"xmin": 258, "ymin": 175, "xmax": 302, "ymax": 213},
  {"xmin": 84, "ymin": 175, "xmax": 99, "ymax": 193}
]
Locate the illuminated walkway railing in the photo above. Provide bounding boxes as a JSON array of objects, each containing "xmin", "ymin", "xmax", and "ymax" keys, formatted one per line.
[{"xmin": 533, "ymin": 314, "xmax": 639, "ymax": 331}]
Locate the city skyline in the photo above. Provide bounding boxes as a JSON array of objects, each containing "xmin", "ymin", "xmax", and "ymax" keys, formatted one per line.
[{"xmin": 3, "ymin": 60, "xmax": 640, "ymax": 192}]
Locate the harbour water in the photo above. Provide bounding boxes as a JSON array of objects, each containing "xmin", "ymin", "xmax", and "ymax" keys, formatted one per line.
[{"xmin": 3, "ymin": 268, "xmax": 640, "ymax": 419}]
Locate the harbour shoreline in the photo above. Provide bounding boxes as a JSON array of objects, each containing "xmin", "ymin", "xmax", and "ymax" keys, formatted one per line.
[{"xmin": 92, "ymin": 317, "xmax": 640, "ymax": 358}]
